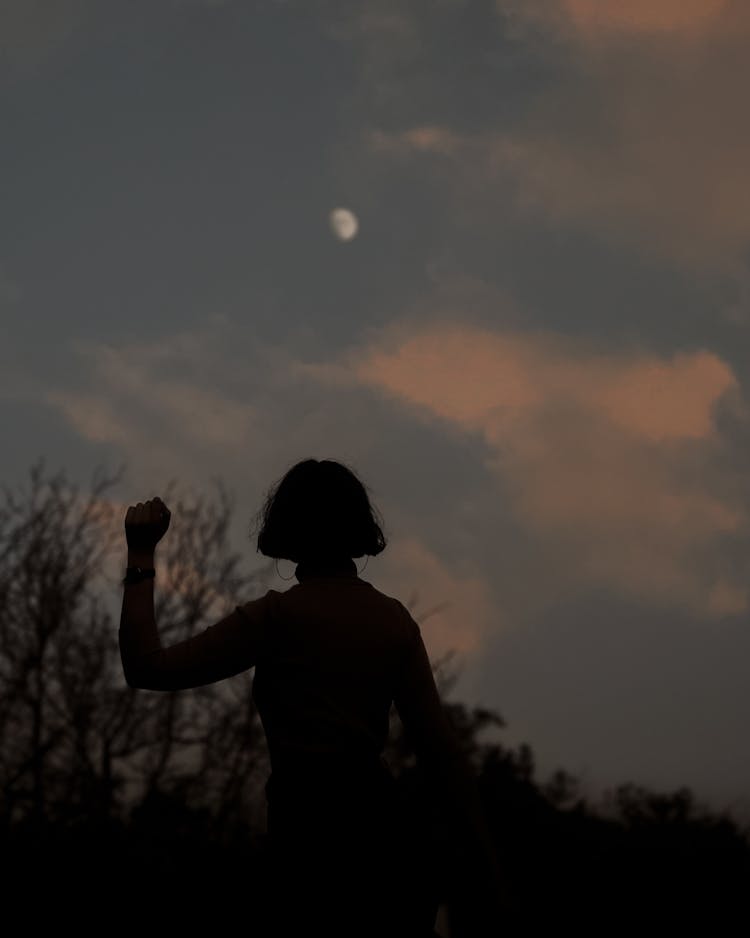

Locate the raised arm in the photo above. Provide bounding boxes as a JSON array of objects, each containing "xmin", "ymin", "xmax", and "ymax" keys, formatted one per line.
[{"xmin": 118, "ymin": 497, "xmax": 271, "ymax": 691}]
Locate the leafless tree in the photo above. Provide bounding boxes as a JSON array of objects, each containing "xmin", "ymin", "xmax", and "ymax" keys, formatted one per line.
[{"xmin": 0, "ymin": 460, "xmax": 274, "ymax": 837}]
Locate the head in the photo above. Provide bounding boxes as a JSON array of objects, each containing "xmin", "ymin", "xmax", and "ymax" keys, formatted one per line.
[{"xmin": 251, "ymin": 458, "xmax": 387, "ymax": 564}]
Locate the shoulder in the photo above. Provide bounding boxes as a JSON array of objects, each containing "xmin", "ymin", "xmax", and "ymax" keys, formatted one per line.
[
  {"xmin": 392, "ymin": 599, "xmax": 421, "ymax": 643},
  {"xmin": 366, "ymin": 588, "xmax": 421, "ymax": 645}
]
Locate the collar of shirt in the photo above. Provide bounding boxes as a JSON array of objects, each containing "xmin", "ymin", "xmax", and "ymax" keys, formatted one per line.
[{"xmin": 295, "ymin": 556, "xmax": 358, "ymax": 583}]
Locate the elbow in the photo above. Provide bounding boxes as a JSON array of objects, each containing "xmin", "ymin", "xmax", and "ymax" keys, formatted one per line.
[
  {"xmin": 120, "ymin": 649, "xmax": 154, "ymax": 689},
  {"xmin": 123, "ymin": 670, "xmax": 142, "ymax": 689},
  {"xmin": 122, "ymin": 665, "xmax": 171, "ymax": 692},
  {"xmin": 120, "ymin": 656, "xmax": 137, "ymax": 688},
  {"xmin": 121, "ymin": 660, "xmax": 147, "ymax": 689}
]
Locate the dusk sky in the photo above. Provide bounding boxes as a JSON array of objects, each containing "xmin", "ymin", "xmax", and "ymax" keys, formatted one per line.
[{"xmin": 3, "ymin": 0, "xmax": 750, "ymax": 822}]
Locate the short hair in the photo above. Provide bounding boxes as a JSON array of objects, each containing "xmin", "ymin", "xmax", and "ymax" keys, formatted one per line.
[{"xmin": 251, "ymin": 458, "xmax": 387, "ymax": 563}]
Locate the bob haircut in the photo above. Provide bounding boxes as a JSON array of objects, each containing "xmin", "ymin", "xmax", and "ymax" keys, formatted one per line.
[{"xmin": 251, "ymin": 458, "xmax": 387, "ymax": 563}]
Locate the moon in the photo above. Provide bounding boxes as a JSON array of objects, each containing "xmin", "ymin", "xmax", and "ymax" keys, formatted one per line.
[{"xmin": 329, "ymin": 207, "xmax": 359, "ymax": 242}]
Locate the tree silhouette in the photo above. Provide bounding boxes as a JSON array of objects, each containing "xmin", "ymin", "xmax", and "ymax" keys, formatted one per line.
[
  {"xmin": 0, "ymin": 460, "xmax": 273, "ymax": 836},
  {"xmin": 0, "ymin": 460, "xmax": 124, "ymax": 828}
]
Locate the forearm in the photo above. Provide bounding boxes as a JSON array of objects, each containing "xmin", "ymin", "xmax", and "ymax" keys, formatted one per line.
[{"xmin": 119, "ymin": 547, "xmax": 159, "ymax": 686}]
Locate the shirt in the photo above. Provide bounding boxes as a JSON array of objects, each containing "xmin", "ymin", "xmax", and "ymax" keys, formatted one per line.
[
  {"xmin": 118, "ymin": 557, "xmax": 459, "ymax": 790},
  {"xmin": 119, "ymin": 558, "xmax": 498, "ymax": 933}
]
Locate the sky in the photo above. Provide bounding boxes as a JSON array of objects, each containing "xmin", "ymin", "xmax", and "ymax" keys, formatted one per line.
[{"xmin": 2, "ymin": 0, "xmax": 750, "ymax": 823}]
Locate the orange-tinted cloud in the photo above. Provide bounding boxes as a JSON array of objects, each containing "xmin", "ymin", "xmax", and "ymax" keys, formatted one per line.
[
  {"xmin": 369, "ymin": 3, "xmax": 750, "ymax": 270},
  {"xmin": 500, "ymin": 0, "xmax": 731, "ymax": 40},
  {"xmin": 379, "ymin": 534, "xmax": 497, "ymax": 661},
  {"xmin": 562, "ymin": 0, "xmax": 727, "ymax": 35},
  {"xmin": 368, "ymin": 125, "xmax": 462, "ymax": 158},
  {"xmin": 329, "ymin": 324, "xmax": 738, "ymax": 445},
  {"xmin": 300, "ymin": 323, "xmax": 747, "ymax": 616},
  {"xmin": 45, "ymin": 338, "xmax": 257, "ymax": 451}
]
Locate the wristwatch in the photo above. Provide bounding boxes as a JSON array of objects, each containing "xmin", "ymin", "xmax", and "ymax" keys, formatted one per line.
[{"xmin": 122, "ymin": 566, "xmax": 156, "ymax": 586}]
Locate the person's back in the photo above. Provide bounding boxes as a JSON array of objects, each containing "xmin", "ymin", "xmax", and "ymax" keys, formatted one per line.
[
  {"xmin": 250, "ymin": 556, "xmax": 443, "ymax": 936},
  {"xmin": 251, "ymin": 562, "xmax": 416, "ymax": 773}
]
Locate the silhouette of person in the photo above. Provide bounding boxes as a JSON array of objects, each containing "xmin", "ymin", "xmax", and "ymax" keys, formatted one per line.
[{"xmin": 119, "ymin": 459, "xmax": 508, "ymax": 937}]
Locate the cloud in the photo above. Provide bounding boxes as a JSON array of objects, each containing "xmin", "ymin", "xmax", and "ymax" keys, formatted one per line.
[
  {"xmin": 45, "ymin": 390, "xmax": 134, "ymax": 447},
  {"xmin": 47, "ymin": 366, "xmax": 254, "ymax": 448},
  {"xmin": 377, "ymin": 534, "xmax": 498, "ymax": 662},
  {"xmin": 298, "ymin": 321, "xmax": 748, "ymax": 617},
  {"xmin": 489, "ymin": 75, "xmax": 750, "ymax": 271},
  {"xmin": 500, "ymin": 0, "xmax": 731, "ymax": 39},
  {"xmin": 39, "ymin": 317, "xmax": 513, "ymax": 662},
  {"xmin": 302, "ymin": 322, "xmax": 738, "ymax": 442},
  {"xmin": 561, "ymin": 0, "xmax": 728, "ymax": 36},
  {"xmin": 42, "ymin": 327, "xmax": 261, "ymax": 482},
  {"xmin": 40, "ymin": 313, "xmax": 750, "ymax": 628},
  {"xmin": 364, "ymin": 3, "xmax": 750, "ymax": 271},
  {"xmin": 368, "ymin": 125, "xmax": 463, "ymax": 158}
]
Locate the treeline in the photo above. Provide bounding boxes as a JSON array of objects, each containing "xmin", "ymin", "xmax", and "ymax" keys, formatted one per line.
[{"xmin": 0, "ymin": 462, "xmax": 747, "ymax": 932}]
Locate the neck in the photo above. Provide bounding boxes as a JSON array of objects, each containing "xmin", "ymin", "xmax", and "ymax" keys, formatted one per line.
[{"xmin": 295, "ymin": 556, "xmax": 357, "ymax": 583}]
